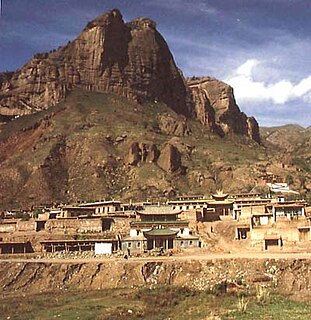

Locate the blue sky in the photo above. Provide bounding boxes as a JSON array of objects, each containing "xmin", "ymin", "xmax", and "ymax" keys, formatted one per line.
[{"xmin": 0, "ymin": 0, "xmax": 310, "ymax": 127}]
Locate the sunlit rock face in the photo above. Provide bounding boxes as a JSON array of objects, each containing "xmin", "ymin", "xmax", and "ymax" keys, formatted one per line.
[
  {"xmin": 188, "ymin": 77, "xmax": 260, "ymax": 142},
  {"xmin": 0, "ymin": 9, "xmax": 189, "ymax": 117}
]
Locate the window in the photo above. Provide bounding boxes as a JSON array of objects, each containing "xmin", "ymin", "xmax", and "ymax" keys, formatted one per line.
[
  {"xmin": 137, "ymin": 242, "xmax": 141, "ymax": 247},
  {"xmin": 128, "ymin": 242, "xmax": 132, "ymax": 248},
  {"xmin": 190, "ymin": 241, "xmax": 193, "ymax": 245}
]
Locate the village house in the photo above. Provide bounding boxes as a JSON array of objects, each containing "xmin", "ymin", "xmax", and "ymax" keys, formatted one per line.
[
  {"xmin": 167, "ymin": 199, "xmax": 209, "ymax": 211},
  {"xmin": 233, "ymin": 194, "xmax": 272, "ymax": 220},
  {"xmin": 266, "ymin": 201, "xmax": 306, "ymax": 221},
  {"xmin": 176, "ymin": 195, "xmax": 205, "ymax": 201},
  {"xmin": 78, "ymin": 200, "xmax": 122, "ymax": 214},
  {"xmin": 168, "ymin": 192, "xmax": 234, "ymax": 222},
  {"xmin": 59, "ymin": 206, "xmax": 96, "ymax": 218},
  {"xmin": 0, "ymin": 190, "xmax": 309, "ymax": 256},
  {"xmin": 40, "ymin": 239, "xmax": 118, "ymax": 254},
  {"xmin": 235, "ymin": 197, "xmax": 310, "ymax": 250}
]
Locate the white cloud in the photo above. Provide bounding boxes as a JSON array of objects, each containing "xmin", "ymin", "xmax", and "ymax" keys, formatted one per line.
[
  {"xmin": 236, "ymin": 59, "xmax": 260, "ymax": 77},
  {"xmin": 226, "ymin": 59, "xmax": 311, "ymax": 105},
  {"xmin": 145, "ymin": 0, "xmax": 218, "ymax": 17}
]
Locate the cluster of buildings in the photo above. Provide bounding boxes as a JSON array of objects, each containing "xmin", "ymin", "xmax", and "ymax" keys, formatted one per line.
[{"xmin": 0, "ymin": 191, "xmax": 310, "ymax": 255}]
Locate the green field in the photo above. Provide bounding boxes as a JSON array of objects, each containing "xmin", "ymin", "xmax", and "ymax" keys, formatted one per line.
[{"xmin": 1, "ymin": 285, "xmax": 310, "ymax": 320}]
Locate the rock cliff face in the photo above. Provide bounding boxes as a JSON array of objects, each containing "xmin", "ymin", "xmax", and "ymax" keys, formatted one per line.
[
  {"xmin": 188, "ymin": 77, "xmax": 260, "ymax": 142},
  {"xmin": 0, "ymin": 9, "xmax": 259, "ymax": 142},
  {"xmin": 0, "ymin": 9, "xmax": 189, "ymax": 117}
]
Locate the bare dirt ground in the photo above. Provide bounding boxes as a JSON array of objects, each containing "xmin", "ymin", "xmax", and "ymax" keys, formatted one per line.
[{"xmin": 0, "ymin": 250, "xmax": 310, "ymax": 264}]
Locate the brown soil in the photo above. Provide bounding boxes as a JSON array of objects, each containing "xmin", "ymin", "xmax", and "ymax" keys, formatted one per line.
[{"xmin": 0, "ymin": 254, "xmax": 310, "ymax": 300}]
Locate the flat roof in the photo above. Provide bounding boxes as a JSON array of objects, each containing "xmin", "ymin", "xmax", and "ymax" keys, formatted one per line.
[
  {"xmin": 40, "ymin": 239, "xmax": 117, "ymax": 244},
  {"xmin": 122, "ymin": 235, "xmax": 146, "ymax": 241},
  {"xmin": 235, "ymin": 199, "xmax": 271, "ymax": 203},
  {"xmin": 55, "ymin": 216, "xmax": 102, "ymax": 220},
  {"xmin": 168, "ymin": 200, "xmax": 209, "ymax": 204},
  {"xmin": 78, "ymin": 201, "xmax": 121, "ymax": 207},
  {"xmin": 177, "ymin": 195, "xmax": 204, "ymax": 199},
  {"xmin": 0, "ymin": 241, "xmax": 29, "ymax": 245},
  {"xmin": 0, "ymin": 221, "xmax": 17, "ymax": 224},
  {"xmin": 233, "ymin": 193, "xmax": 262, "ymax": 197},
  {"xmin": 63, "ymin": 206, "xmax": 95, "ymax": 210},
  {"xmin": 272, "ymin": 204, "xmax": 305, "ymax": 208}
]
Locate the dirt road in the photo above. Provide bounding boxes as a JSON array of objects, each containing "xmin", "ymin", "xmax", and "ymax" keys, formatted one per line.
[{"xmin": 0, "ymin": 251, "xmax": 310, "ymax": 264}]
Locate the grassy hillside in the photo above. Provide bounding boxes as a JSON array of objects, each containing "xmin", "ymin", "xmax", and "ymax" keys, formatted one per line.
[{"xmin": 0, "ymin": 90, "xmax": 310, "ymax": 208}]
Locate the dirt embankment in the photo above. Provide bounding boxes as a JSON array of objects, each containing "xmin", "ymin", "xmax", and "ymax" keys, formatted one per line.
[{"xmin": 0, "ymin": 258, "xmax": 310, "ymax": 298}]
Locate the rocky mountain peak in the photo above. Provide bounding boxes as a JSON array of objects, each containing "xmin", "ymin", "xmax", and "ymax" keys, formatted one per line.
[
  {"xmin": 84, "ymin": 8, "xmax": 124, "ymax": 30},
  {"xmin": 0, "ymin": 8, "xmax": 258, "ymax": 142},
  {"xmin": 128, "ymin": 17, "xmax": 157, "ymax": 30},
  {"xmin": 0, "ymin": 8, "xmax": 189, "ymax": 118}
]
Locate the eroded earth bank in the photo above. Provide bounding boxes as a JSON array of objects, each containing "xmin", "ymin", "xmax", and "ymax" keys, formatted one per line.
[{"xmin": 1, "ymin": 258, "xmax": 310, "ymax": 297}]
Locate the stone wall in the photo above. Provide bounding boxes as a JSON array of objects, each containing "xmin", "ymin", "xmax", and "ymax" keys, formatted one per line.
[
  {"xmin": 45, "ymin": 218, "xmax": 103, "ymax": 234},
  {"xmin": 0, "ymin": 220, "xmax": 36, "ymax": 233},
  {"xmin": 0, "ymin": 222, "xmax": 16, "ymax": 233},
  {"xmin": 16, "ymin": 220, "xmax": 36, "ymax": 232},
  {"xmin": 112, "ymin": 217, "xmax": 133, "ymax": 236},
  {"xmin": 43, "ymin": 216, "xmax": 133, "ymax": 235}
]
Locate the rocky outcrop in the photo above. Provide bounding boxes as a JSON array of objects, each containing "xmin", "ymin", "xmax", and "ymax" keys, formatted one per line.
[
  {"xmin": 126, "ymin": 141, "xmax": 184, "ymax": 174},
  {"xmin": 127, "ymin": 142, "xmax": 141, "ymax": 166},
  {"xmin": 247, "ymin": 117, "xmax": 260, "ymax": 142},
  {"xmin": 0, "ymin": 9, "xmax": 189, "ymax": 117},
  {"xmin": 126, "ymin": 142, "xmax": 159, "ymax": 166},
  {"xmin": 158, "ymin": 114, "xmax": 191, "ymax": 136},
  {"xmin": 188, "ymin": 77, "xmax": 260, "ymax": 142},
  {"xmin": 157, "ymin": 144, "xmax": 182, "ymax": 173},
  {"xmin": 141, "ymin": 143, "xmax": 159, "ymax": 163}
]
